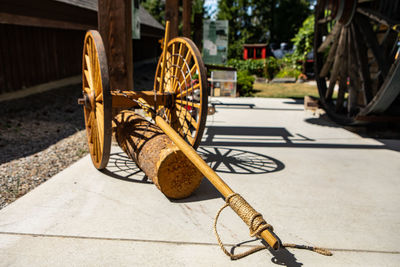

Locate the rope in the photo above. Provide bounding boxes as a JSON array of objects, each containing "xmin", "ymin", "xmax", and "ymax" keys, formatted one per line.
[
  {"xmin": 282, "ymin": 243, "xmax": 332, "ymax": 256},
  {"xmin": 214, "ymin": 193, "xmax": 332, "ymax": 260}
]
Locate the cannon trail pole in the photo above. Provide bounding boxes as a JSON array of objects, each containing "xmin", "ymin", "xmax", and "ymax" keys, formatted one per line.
[{"xmin": 154, "ymin": 115, "xmax": 280, "ymax": 250}]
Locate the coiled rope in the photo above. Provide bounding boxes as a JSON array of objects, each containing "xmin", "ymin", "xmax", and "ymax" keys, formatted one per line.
[{"xmin": 214, "ymin": 193, "xmax": 332, "ymax": 260}]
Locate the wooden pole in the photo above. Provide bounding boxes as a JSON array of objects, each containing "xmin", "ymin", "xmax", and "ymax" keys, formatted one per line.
[
  {"xmin": 159, "ymin": 21, "xmax": 170, "ymax": 93},
  {"xmin": 98, "ymin": 0, "xmax": 134, "ymax": 90},
  {"xmin": 155, "ymin": 116, "xmax": 279, "ymax": 250},
  {"xmin": 165, "ymin": 0, "xmax": 179, "ymax": 39},
  {"xmin": 183, "ymin": 0, "xmax": 192, "ymax": 38}
]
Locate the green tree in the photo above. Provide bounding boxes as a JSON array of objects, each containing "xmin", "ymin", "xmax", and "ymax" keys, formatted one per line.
[
  {"xmin": 142, "ymin": 0, "xmax": 205, "ymax": 39},
  {"xmin": 142, "ymin": 0, "xmax": 165, "ymax": 25},
  {"xmin": 217, "ymin": 0, "xmax": 312, "ymax": 59},
  {"xmin": 270, "ymin": 0, "xmax": 311, "ymax": 43},
  {"xmin": 217, "ymin": 0, "xmax": 254, "ymax": 58}
]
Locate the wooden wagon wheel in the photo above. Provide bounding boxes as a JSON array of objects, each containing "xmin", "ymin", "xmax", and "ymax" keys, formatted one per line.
[
  {"xmin": 81, "ymin": 30, "xmax": 112, "ymax": 169},
  {"xmin": 153, "ymin": 37, "xmax": 208, "ymax": 149},
  {"xmin": 314, "ymin": 0, "xmax": 400, "ymax": 124}
]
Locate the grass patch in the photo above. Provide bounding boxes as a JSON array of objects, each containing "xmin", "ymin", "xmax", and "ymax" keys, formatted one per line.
[{"xmin": 253, "ymin": 82, "xmax": 320, "ymax": 98}]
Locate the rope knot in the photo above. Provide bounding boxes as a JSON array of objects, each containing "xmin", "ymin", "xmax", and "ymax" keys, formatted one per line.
[{"xmin": 226, "ymin": 193, "xmax": 273, "ymax": 238}]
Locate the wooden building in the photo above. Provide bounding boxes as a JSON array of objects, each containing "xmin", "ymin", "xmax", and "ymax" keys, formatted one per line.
[{"xmin": 0, "ymin": 0, "xmax": 164, "ymax": 95}]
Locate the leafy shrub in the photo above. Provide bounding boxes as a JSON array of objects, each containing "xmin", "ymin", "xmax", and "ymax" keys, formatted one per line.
[
  {"xmin": 291, "ymin": 14, "xmax": 315, "ymax": 58},
  {"xmin": 276, "ymin": 54, "xmax": 302, "ymax": 71},
  {"xmin": 228, "ymin": 58, "xmax": 280, "ymax": 79},
  {"xmin": 275, "ymin": 67, "xmax": 301, "ymax": 79},
  {"xmin": 227, "ymin": 59, "xmax": 264, "ymax": 77},
  {"xmin": 226, "ymin": 55, "xmax": 303, "ymax": 80},
  {"xmin": 264, "ymin": 57, "xmax": 279, "ymax": 80},
  {"xmin": 273, "ymin": 54, "xmax": 302, "ymax": 79},
  {"xmin": 237, "ymin": 70, "xmax": 255, "ymax": 96}
]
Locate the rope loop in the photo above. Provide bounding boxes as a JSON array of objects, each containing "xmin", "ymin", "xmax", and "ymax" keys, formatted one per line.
[
  {"xmin": 213, "ymin": 193, "xmax": 333, "ymax": 260},
  {"xmin": 213, "ymin": 200, "xmax": 267, "ymax": 260}
]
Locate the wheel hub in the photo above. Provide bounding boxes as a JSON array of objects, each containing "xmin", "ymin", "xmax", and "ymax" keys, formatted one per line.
[{"xmin": 78, "ymin": 93, "xmax": 95, "ymax": 110}]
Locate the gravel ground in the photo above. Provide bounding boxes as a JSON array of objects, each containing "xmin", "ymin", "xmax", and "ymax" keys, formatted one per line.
[
  {"xmin": 0, "ymin": 62, "xmax": 157, "ymax": 210},
  {"xmin": 0, "ymin": 84, "xmax": 88, "ymax": 209}
]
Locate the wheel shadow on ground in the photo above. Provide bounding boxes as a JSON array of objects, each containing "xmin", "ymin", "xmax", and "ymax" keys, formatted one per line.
[
  {"xmin": 173, "ymin": 147, "xmax": 285, "ymax": 203},
  {"xmin": 101, "ymin": 152, "xmax": 151, "ymax": 184},
  {"xmin": 201, "ymin": 125, "xmax": 315, "ymax": 148},
  {"xmin": 102, "ymin": 148, "xmax": 285, "ymax": 202},
  {"xmin": 202, "ymin": 125, "xmax": 396, "ymax": 150}
]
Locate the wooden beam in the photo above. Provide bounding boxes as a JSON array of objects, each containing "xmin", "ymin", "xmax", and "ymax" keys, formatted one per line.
[
  {"xmin": 165, "ymin": 0, "xmax": 179, "ymax": 39},
  {"xmin": 0, "ymin": 12, "xmax": 96, "ymax": 30},
  {"xmin": 0, "ymin": 0, "xmax": 97, "ymax": 29},
  {"xmin": 98, "ymin": 0, "xmax": 134, "ymax": 91},
  {"xmin": 183, "ymin": 0, "xmax": 192, "ymax": 38}
]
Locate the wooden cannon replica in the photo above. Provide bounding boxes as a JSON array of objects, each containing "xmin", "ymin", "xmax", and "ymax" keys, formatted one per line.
[
  {"xmin": 78, "ymin": 22, "xmax": 298, "ymax": 259},
  {"xmin": 314, "ymin": 0, "xmax": 400, "ymax": 124}
]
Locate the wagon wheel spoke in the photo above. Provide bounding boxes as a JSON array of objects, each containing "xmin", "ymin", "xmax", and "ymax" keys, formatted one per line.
[
  {"xmin": 317, "ymin": 23, "xmax": 341, "ymax": 53},
  {"xmin": 176, "ymin": 104, "xmax": 199, "ymax": 129},
  {"xmin": 96, "ymin": 103, "xmax": 104, "ymax": 146},
  {"xmin": 87, "ymin": 112, "xmax": 93, "ymax": 142},
  {"xmin": 165, "ymin": 51, "xmax": 173, "ymax": 92},
  {"xmin": 175, "ymin": 109, "xmax": 194, "ymax": 144},
  {"xmin": 93, "ymin": 55, "xmax": 100, "ymax": 96},
  {"xmin": 173, "ymin": 43, "xmax": 184, "ymax": 91},
  {"xmin": 335, "ymin": 27, "xmax": 349, "ymax": 113},
  {"xmin": 154, "ymin": 38, "xmax": 207, "ymax": 149},
  {"xmin": 84, "ymin": 69, "xmax": 93, "ymax": 91},
  {"xmin": 324, "ymin": 27, "xmax": 346, "ymax": 100},
  {"xmin": 319, "ymin": 29, "xmax": 340, "ymax": 77},
  {"xmin": 175, "ymin": 99, "xmax": 201, "ymax": 109},
  {"xmin": 347, "ymin": 25, "xmax": 363, "ymax": 114},
  {"xmin": 96, "ymin": 92, "xmax": 103, "ymax": 102},
  {"xmin": 176, "ymin": 83, "xmax": 200, "ymax": 98},
  {"xmin": 352, "ymin": 22, "xmax": 373, "ymax": 104},
  {"xmin": 173, "ymin": 47, "xmax": 189, "ymax": 93},
  {"xmin": 355, "ymin": 14, "xmax": 388, "ymax": 78},
  {"xmin": 83, "ymin": 86, "xmax": 91, "ymax": 95}
]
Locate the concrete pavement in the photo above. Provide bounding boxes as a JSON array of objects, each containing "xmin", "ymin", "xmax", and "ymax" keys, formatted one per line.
[{"xmin": 1, "ymin": 97, "xmax": 399, "ymax": 266}]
